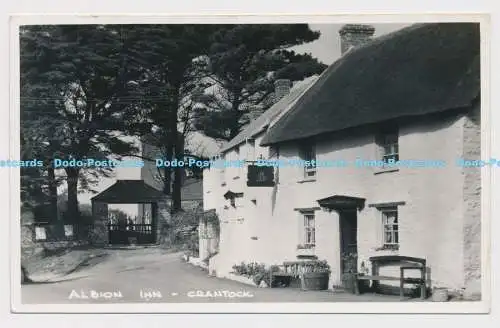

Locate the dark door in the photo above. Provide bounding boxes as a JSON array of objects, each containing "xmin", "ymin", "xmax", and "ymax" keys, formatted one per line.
[{"xmin": 339, "ymin": 209, "xmax": 358, "ymax": 273}]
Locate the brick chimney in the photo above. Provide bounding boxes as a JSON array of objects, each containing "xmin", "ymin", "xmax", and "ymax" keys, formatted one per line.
[
  {"xmin": 339, "ymin": 24, "xmax": 375, "ymax": 55},
  {"xmin": 274, "ymin": 79, "xmax": 291, "ymax": 102}
]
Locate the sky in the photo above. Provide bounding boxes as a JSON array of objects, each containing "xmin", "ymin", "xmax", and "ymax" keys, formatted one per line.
[
  {"xmin": 293, "ymin": 23, "xmax": 411, "ymax": 65},
  {"xmin": 74, "ymin": 23, "xmax": 411, "ymax": 214}
]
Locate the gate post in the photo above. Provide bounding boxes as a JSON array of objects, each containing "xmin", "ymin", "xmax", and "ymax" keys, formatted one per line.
[
  {"xmin": 91, "ymin": 201, "xmax": 109, "ymax": 246},
  {"xmin": 155, "ymin": 199, "xmax": 172, "ymax": 245}
]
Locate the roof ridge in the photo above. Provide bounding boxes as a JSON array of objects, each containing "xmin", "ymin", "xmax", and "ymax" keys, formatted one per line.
[{"xmin": 219, "ymin": 75, "xmax": 319, "ymax": 153}]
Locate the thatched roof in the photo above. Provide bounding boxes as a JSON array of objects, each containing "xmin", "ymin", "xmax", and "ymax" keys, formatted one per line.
[
  {"xmin": 261, "ymin": 23, "xmax": 480, "ymax": 146},
  {"xmin": 219, "ymin": 75, "xmax": 319, "ymax": 153}
]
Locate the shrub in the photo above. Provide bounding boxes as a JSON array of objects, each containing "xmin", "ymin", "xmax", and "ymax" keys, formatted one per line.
[
  {"xmin": 231, "ymin": 261, "xmax": 271, "ymax": 286},
  {"xmin": 311, "ymin": 260, "xmax": 331, "ymax": 273}
]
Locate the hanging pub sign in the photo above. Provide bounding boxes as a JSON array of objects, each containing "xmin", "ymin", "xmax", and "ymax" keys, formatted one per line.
[{"xmin": 247, "ymin": 164, "xmax": 275, "ymax": 187}]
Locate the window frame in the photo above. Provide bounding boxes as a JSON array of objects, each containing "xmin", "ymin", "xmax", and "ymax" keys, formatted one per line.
[
  {"xmin": 381, "ymin": 207, "xmax": 399, "ymax": 247},
  {"xmin": 299, "ymin": 143, "xmax": 316, "ymax": 179},
  {"xmin": 303, "ymin": 212, "xmax": 316, "ymax": 247},
  {"xmin": 377, "ymin": 128, "xmax": 399, "ymax": 163}
]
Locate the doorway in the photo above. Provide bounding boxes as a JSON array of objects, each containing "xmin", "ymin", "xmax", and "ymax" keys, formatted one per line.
[{"xmin": 339, "ymin": 209, "xmax": 358, "ymax": 273}]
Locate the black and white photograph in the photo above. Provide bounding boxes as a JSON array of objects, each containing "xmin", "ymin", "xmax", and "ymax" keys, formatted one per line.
[{"xmin": 10, "ymin": 15, "xmax": 489, "ymax": 313}]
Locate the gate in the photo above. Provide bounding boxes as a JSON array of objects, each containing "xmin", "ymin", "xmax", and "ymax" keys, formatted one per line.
[{"xmin": 108, "ymin": 223, "xmax": 155, "ymax": 245}]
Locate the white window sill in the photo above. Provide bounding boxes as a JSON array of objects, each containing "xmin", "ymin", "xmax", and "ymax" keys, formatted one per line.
[
  {"xmin": 374, "ymin": 167, "xmax": 399, "ymax": 175},
  {"xmin": 297, "ymin": 178, "xmax": 316, "ymax": 184},
  {"xmin": 296, "ymin": 247, "xmax": 316, "ymax": 253},
  {"xmin": 296, "ymin": 247, "xmax": 317, "ymax": 259},
  {"xmin": 297, "ymin": 246, "xmax": 316, "ymax": 251}
]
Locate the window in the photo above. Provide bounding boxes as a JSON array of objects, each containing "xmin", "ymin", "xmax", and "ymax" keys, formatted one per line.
[
  {"xmin": 256, "ymin": 170, "xmax": 267, "ymax": 183},
  {"xmin": 299, "ymin": 144, "xmax": 316, "ymax": 178},
  {"xmin": 381, "ymin": 207, "xmax": 399, "ymax": 247},
  {"xmin": 377, "ymin": 128, "xmax": 399, "ymax": 163},
  {"xmin": 303, "ymin": 212, "xmax": 316, "ymax": 247}
]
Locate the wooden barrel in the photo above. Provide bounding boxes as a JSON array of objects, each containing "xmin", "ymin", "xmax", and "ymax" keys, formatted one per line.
[{"xmin": 301, "ymin": 272, "xmax": 330, "ymax": 290}]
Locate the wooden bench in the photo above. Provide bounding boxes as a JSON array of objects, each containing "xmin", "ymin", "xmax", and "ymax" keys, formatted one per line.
[
  {"xmin": 354, "ymin": 255, "xmax": 427, "ymax": 300},
  {"xmin": 269, "ymin": 260, "xmax": 321, "ymax": 288}
]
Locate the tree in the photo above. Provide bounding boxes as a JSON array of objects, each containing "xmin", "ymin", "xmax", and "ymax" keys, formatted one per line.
[
  {"xmin": 20, "ymin": 115, "xmax": 66, "ymax": 219},
  {"xmin": 20, "ymin": 25, "xmax": 145, "ymax": 222},
  {"xmin": 127, "ymin": 25, "xmax": 227, "ymax": 212},
  {"xmin": 194, "ymin": 24, "xmax": 327, "ymax": 140},
  {"xmin": 20, "ymin": 26, "xmax": 70, "ymax": 217}
]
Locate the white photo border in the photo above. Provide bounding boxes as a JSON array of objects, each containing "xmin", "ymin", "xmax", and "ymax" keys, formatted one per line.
[{"xmin": 9, "ymin": 13, "xmax": 491, "ymax": 314}]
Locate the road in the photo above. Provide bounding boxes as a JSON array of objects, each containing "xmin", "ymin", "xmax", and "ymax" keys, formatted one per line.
[{"xmin": 21, "ymin": 248, "xmax": 401, "ymax": 303}]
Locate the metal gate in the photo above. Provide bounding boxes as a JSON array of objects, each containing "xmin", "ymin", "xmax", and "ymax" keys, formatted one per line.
[{"xmin": 108, "ymin": 224, "xmax": 155, "ymax": 245}]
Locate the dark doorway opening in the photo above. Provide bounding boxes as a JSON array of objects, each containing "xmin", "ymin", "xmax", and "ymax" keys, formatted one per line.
[{"xmin": 339, "ymin": 209, "xmax": 358, "ymax": 273}]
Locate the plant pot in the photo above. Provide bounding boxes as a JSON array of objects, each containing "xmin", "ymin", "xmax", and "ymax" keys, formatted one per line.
[
  {"xmin": 289, "ymin": 277, "xmax": 302, "ymax": 288},
  {"xmin": 301, "ymin": 272, "xmax": 330, "ymax": 291}
]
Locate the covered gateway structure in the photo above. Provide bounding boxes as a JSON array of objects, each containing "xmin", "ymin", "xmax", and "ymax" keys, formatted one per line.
[{"xmin": 91, "ymin": 180, "xmax": 170, "ymax": 245}]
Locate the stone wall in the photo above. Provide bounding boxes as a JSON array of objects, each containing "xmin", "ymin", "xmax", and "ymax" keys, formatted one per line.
[
  {"xmin": 21, "ymin": 224, "xmax": 43, "ymax": 260},
  {"xmin": 462, "ymin": 101, "xmax": 481, "ymax": 299},
  {"xmin": 22, "ymin": 222, "xmax": 96, "ymax": 254},
  {"xmin": 21, "ymin": 205, "xmax": 94, "ymax": 258},
  {"xmin": 21, "ymin": 208, "xmax": 42, "ymax": 260}
]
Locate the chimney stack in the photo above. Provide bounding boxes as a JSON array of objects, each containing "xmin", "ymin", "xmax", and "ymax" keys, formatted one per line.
[
  {"xmin": 274, "ymin": 79, "xmax": 291, "ymax": 102},
  {"xmin": 339, "ymin": 24, "xmax": 375, "ymax": 55}
]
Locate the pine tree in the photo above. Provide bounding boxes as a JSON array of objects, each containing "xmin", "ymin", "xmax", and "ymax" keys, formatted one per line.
[
  {"xmin": 20, "ymin": 25, "xmax": 144, "ymax": 222},
  {"xmin": 194, "ymin": 24, "xmax": 327, "ymax": 140},
  {"xmin": 126, "ymin": 25, "xmax": 226, "ymax": 212}
]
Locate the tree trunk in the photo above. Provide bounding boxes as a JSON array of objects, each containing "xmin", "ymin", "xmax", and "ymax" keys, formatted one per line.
[
  {"xmin": 172, "ymin": 135, "xmax": 184, "ymax": 213},
  {"xmin": 229, "ymin": 91, "xmax": 242, "ymax": 139},
  {"xmin": 47, "ymin": 164, "xmax": 58, "ymax": 222},
  {"xmin": 65, "ymin": 167, "xmax": 80, "ymax": 223},
  {"xmin": 165, "ymin": 76, "xmax": 184, "ymax": 213},
  {"xmin": 162, "ymin": 142, "xmax": 174, "ymax": 195}
]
